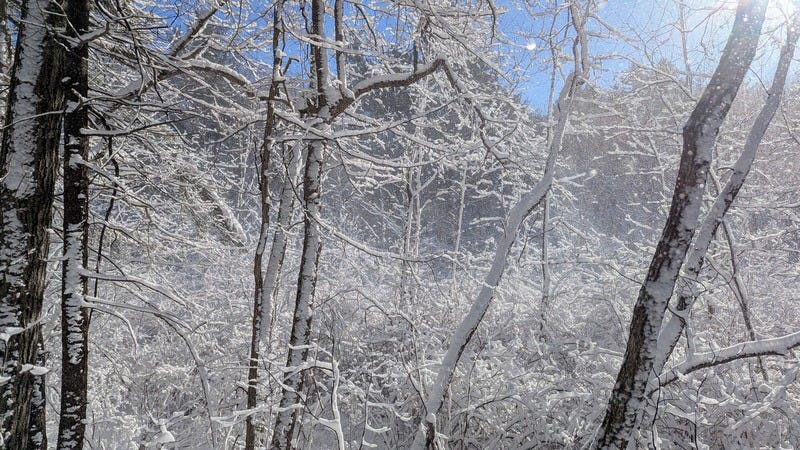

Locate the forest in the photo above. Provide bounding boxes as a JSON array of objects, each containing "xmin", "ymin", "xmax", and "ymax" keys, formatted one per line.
[{"xmin": 1, "ymin": 0, "xmax": 799, "ymax": 448}]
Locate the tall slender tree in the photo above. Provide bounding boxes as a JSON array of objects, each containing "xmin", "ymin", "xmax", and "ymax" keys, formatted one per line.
[
  {"xmin": 0, "ymin": 0, "xmax": 65, "ymax": 447},
  {"xmin": 246, "ymin": 1, "xmax": 286, "ymax": 447},
  {"xmin": 58, "ymin": 0, "xmax": 91, "ymax": 447},
  {"xmin": 268, "ymin": 1, "xmax": 330, "ymax": 444},
  {"xmin": 595, "ymin": 1, "xmax": 768, "ymax": 447}
]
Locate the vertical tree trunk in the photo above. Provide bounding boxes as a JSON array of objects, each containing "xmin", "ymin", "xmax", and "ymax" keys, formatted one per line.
[
  {"xmin": 58, "ymin": 0, "xmax": 91, "ymax": 447},
  {"xmin": 246, "ymin": 135, "xmax": 270, "ymax": 450},
  {"xmin": 595, "ymin": 2, "xmax": 767, "ymax": 448},
  {"xmin": 245, "ymin": 2, "xmax": 285, "ymax": 448},
  {"xmin": 451, "ymin": 166, "xmax": 467, "ymax": 297},
  {"xmin": 248, "ymin": 141, "xmax": 303, "ymax": 443},
  {"xmin": 28, "ymin": 331, "xmax": 48, "ymax": 449},
  {"xmin": 400, "ymin": 161, "xmax": 420, "ymax": 307},
  {"xmin": 259, "ymin": 142, "xmax": 301, "ymax": 342},
  {"xmin": 270, "ymin": 135, "xmax": 325, "ymax": 449},
  {"xmin": 538, "ymin": 192, "xmax": 551, "ymax": 341},
  {"xmin": 0, "ymin": 0, "xmax": 65, "ymax": 447},
  {"xmin": 269, "ymin": 0, "xmax": 330, "ymax": 445}
]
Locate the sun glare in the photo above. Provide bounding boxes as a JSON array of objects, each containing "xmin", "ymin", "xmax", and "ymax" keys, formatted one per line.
[
  {"xmin": 770, "ymin": 0, "xmax": 796, "ymax": 17},
  {"xmin": 716, "ymin": 0, "xmax": 796, "ymax": 23}
]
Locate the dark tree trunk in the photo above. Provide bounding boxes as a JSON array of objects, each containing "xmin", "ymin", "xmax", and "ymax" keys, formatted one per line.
[
  {"xmin": 0, "ymin": 0, "xmax": 65, "ymax": 447},
  {"xmin": 595, "ymin": 1, "xmax": 767, "ymax": 448},
  {"xmin": 269, "ymin": 0, "xmax": 329, "ymax": 446},
  {"xmin": 269, "ymin": 136, "xmax": 325, "ymax": 449},
  {"xmin": 28, "ymin": 331, "xmax": 48, "ymax": 449},
  {"xmin": 653, "ymin": 13, "xmax": 800, "ymax": 380},
  {"xmin": 246, "ymin": 137, "xmax": 269, "ymax": 450},
  {"xmin": 58, "ymin": 0, "xmax": 91, "ymax": 447},
  {"xmin": 245, "ymin": 1, "xmax": 285, "ymax": 448}
]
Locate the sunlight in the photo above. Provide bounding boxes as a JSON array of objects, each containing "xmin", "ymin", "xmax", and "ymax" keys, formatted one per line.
[
  {"xmin": 767, "ymin": 0, "xmax": 796, "ymax": 28},
  {"xmin": 771, "ymin": 0, "xmax": 797, "ymax": 15},
  {"xmin": 717, "ymin": 0, "xmax": 796, "ymax": 19}
]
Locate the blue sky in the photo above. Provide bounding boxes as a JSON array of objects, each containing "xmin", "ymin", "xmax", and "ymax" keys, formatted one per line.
[{"xmin": 499, "ymin": 0, "xmax": 796, "ymax": 113}]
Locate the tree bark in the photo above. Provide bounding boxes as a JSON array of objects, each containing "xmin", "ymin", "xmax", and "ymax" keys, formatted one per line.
[
  {"xmin": 595, "ymin": 2, "xmax": 767, "ymax": 448},
  {"xmin": 58, "ymin": 0, "xmax": 91, "ymax": 447},
  {"xmin": 270, "ymin": 136, "xmax": 325, "ymax": 449},
  {"xmin": 652, "ymin": 11, "xmax": 799, "ymax": 380},
  {"xmin": 269, "ymin": 0, "xmax": 329, "ymax": 445},
  {"xmin": 0, "ymin": 0, "xmax": 65, "ymax": 447},
  {"xmin": 245, "ymin": 2, "xmax": 285, "ymax": 448}
]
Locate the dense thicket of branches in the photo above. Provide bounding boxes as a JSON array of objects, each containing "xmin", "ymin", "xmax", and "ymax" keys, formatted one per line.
[{"xmin": 0, "ymin": 0, "xmax": 799, "ymax": 448}]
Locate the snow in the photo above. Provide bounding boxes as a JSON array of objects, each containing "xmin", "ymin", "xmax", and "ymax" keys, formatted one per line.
[
  {"xmin": 0, "ymin": 327, "xmax": 25, "ymax": 342},
  {"xmin": 19, "ymin": 364, "xmax": 49, "ymax": 376},
  {"xmin": 1, "ymin": 1, "xmax": 798, "ymax": 449},
  {"xmin": 2, "ymin": 0, "xmax": 50, "ymax": 196}
]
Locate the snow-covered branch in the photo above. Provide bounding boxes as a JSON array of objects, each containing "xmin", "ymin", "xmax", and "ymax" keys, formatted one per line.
[
  {"xmin": 659, "ymin": 330, "xmax": 800, "ymax": 387},
  {"xmin": 410, "ymin": 70, "xmax": 579, "ymax": 450},
  {"xmin": 324, "ymin": 59, "xmax": 447, "ymax": 119}
]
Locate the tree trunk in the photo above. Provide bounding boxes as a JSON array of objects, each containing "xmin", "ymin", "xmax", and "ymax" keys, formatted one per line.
[
  {"xmin": 28, "ymin": 331, "xmax": 48, "ymax": 449},
  {"xmin": 0, "ymin": 0, "xmax": 65, "ymax": 447},
  {"xmin": 58, "ymin": 0, "xmax": 91, "ymax": 447},
  {"xmin": 249, "ymin": 142, "xmax": 302, "ymax": 445},
  {"xmin": 245, "ymin": 2, "xmax": 285, "ymax": 447},
  {"xmin": 269, "ymin": 136, "xmax": 325, "ymax": 449},
  {"xmin": 652, "ymin": 11, "xmax": 799, "ymax": 380},
  {"xmin": 400, "ymin": 160, "xmax": 421, "ymax": 307},
  {"xmin": 269, "ymin": 0, "xmax": 330, "ymax": 445},
  {"xmin": 246, "ymin": 137, "xmax": 270, "ymax": 450},
  {"xmin": 595, "ymin": 2, "xmax": 767, "ymax": 448}
]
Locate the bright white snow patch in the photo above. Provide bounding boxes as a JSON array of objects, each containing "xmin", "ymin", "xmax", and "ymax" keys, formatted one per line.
[
  {"xmin": 146, "ymin": 422, "xmax": 176, "ymax": 447},
  {"xmin": 0, "ymin": 327, "xmax": 25, "ymax": 342},
  {"xmin": 20, "ymin": 364, "xmax": 49, "ymax": 376}
]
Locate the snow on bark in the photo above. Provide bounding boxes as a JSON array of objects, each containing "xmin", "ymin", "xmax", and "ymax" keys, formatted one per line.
[
  {"xmin": 594, "ymin": 2, "xmax": 768, "ymax": 448},
  {"xmin": 653, "ymin": 13, "xmax": 799, "ymax": 379},
  {"xmin": 259, "ymin": 145, "xmax": 302, "ymax": 333},
  {"xmin": 269, "ymin": 8, "xmax": 330, "ymax": 446},
  {"xmin": 0, "ymin": 0, "xmax": 65, "ymax": 446},
  {"xmin": 270, "ymin": 136, "xmax": 326, "ymax": 450},
  {"xmin": 246, "ymin": 2, "xmax": 285, "ymax": 447},
  {"xmin": 58, "ymin": 0, "xmax": 91, "ymax": 447}
]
